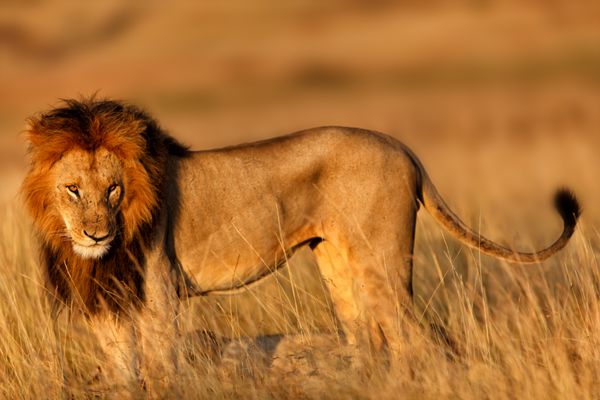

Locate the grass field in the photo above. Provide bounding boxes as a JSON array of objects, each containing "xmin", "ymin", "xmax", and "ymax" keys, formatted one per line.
[
  {"xmin": 1, "ymin": 172, "xmax": 599, "ymax": 398},
  {"xmin": 1, "ymin": 1, "xmax": 600, "ymax": 398}
]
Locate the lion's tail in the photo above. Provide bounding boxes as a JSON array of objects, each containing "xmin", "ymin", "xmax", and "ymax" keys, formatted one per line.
[{"xmin": 417, "ymin": 168, "xmax": 580, "ymax": 264}]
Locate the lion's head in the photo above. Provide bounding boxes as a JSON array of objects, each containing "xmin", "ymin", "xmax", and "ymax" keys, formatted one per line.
[
  {"xmin": 45, "ymin": 147, "xmax": 124, "ymax": 258},
  {"xmin": 21, "ymin": 98, "xmax": 187, "ymax": 313}
]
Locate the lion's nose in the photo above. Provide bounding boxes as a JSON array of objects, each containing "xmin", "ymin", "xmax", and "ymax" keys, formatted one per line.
[{"xmin": 83, "ymin": 230, "xmax": 110, "ymax": 242}]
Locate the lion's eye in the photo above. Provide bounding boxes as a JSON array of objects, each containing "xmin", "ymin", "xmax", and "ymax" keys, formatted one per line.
[
  {"xmin": 108, "ymin": 183, "xmax": 119, "ymax": 197},
  {"xmin": 66, "ymin": 184, "xmax": 79, "ymax": 196}
]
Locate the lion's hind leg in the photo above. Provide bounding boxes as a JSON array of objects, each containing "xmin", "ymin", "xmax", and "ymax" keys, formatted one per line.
[
  {"xmin": 312, "ymin": 241, "xmax": 363, "ymax": 346},
  {"xmin": 313, "ymin": 238, "xmax": 417, "ymax": 362}
]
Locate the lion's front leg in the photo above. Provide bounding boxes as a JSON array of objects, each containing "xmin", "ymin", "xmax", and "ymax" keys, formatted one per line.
[
  {"xmin": 91, "ymin": 313, "xmax": 141, "ymax": 397},
  {"xmin": 137, "ymin": 245, "xmax": 181, "ymax": 394}
]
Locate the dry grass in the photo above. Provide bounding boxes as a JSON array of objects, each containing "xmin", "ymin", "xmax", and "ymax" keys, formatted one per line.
[{"xmin": 1, "ymin": 168, "xmax": 599, "ymax": 398}]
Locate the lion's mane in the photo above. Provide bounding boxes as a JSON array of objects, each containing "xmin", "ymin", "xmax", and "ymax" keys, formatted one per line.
[{"xmin": 21, "ymin": 98, "xmax": 188, "ymax": 314}]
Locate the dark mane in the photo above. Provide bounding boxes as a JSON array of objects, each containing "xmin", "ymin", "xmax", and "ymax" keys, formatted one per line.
[{"xmin": 21, "ymin": 97, "xmax": 189, "ymax": 315}]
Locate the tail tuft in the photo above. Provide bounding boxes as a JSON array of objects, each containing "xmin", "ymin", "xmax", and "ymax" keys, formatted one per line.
[{"xmin": 554, "ymin": 189, "xmax": 581, "ymax": 227}]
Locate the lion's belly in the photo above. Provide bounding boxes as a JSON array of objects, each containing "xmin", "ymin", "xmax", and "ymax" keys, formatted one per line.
[
  {"xmin": 172, "ymin": 187, "xmax": 321, "ymax": 292},
  {"xmin": 175, "ymin": 219, "xmax": 316, "ymax": 292}
]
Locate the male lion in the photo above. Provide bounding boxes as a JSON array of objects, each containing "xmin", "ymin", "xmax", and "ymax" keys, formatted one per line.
[{"xmin": 22, "ymin": 98, "xmax": 580, "ymax": 392}]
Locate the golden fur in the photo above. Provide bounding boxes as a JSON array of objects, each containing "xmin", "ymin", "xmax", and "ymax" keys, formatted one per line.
[{"xmin": 21, "ymin": 98, "xmax": 580, "ymax": 393}]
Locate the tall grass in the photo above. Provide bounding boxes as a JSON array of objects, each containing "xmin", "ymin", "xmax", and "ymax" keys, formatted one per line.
[{"xmin": 0, "ymin": 187, "xmax": 598, "ymax": 398}]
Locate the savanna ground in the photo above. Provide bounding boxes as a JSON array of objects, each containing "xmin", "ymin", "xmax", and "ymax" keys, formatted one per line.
[{"xmin": 1, "ymin": 1, "xmax": 600, "ymax": 398}]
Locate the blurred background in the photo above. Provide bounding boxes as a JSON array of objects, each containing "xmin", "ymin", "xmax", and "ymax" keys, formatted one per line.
[{"xmin": 1, "ymin": 0, "xmax": 599, "ymax": 338}]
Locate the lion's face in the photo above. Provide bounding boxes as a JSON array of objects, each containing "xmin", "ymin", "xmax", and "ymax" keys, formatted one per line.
[{"xmin": 52, "ymin": 148, "xmax": 124, "ymax": 259}]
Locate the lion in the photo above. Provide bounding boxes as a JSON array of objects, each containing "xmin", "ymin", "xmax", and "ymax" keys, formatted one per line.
[{"xmin": 21, "ymin": 98, "xmax": 580, "ymax": 393}]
